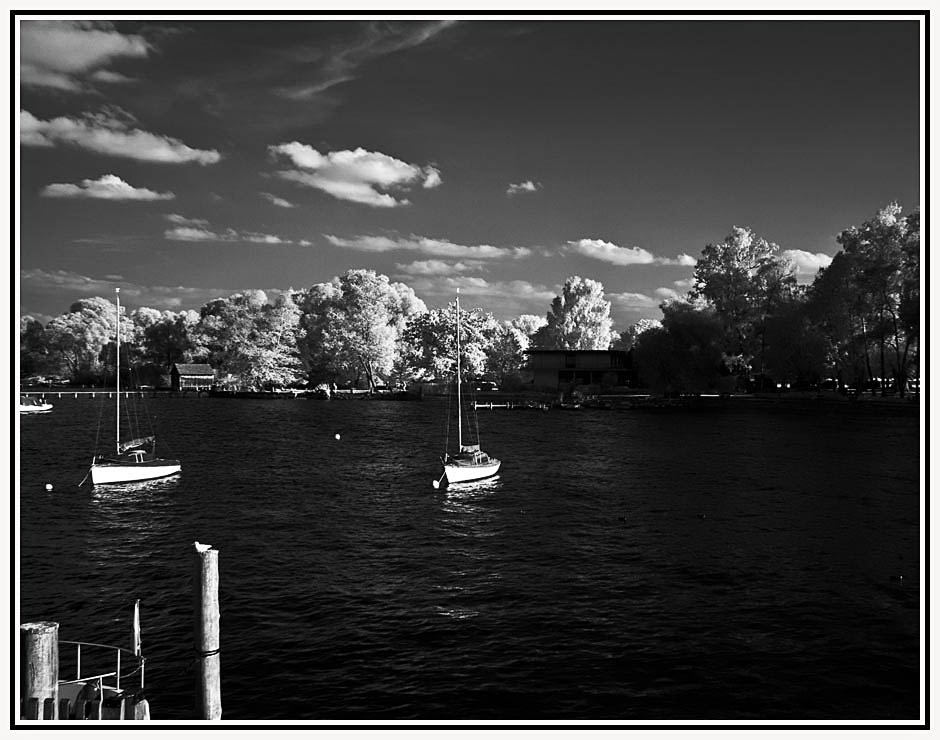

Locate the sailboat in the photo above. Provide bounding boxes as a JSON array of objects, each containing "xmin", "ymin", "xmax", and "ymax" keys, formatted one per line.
[
  {"xmin": 435, "ymin": 292, "xmax": 501, "ymax": 487},
  {"xmin": 89, "ymin": 288, "xmax": 181, "ymax": 486}
]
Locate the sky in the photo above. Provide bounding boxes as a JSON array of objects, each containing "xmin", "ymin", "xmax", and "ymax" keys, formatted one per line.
[{"xmin": 16, "ymin": 15, "xmax": 922, "ymax": 329}]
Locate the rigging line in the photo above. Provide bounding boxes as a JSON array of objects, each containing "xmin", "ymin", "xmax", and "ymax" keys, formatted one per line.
[{"xmin": 92, "ymin": 385, "xmax": 106, "ymax": 454}]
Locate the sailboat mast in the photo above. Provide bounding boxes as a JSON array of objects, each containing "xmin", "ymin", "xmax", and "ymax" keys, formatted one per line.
[
  {"xmin": 115, "ymin": 288, "xmax": 120, "ymax": 454},
  {"xmin": 456, "ymin": 292, "xmax": 462, "ymax": 449}
]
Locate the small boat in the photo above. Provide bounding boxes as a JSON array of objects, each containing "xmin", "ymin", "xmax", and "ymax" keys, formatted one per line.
[
  {"xmin": 19, "ymin": 396, "xmax": 53, "ymax": 414},
  {"xmin": 88, "ymin": 289, "xmax": 181, "ymax": 486},
  {"xmin": 436, "ymin": 292, "xmax": 501, "ymax": 487}
]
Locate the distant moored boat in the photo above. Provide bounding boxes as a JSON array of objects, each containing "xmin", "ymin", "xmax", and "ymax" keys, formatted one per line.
[
  {"xmin": 437, "ymin": 292, "xmax": 501, "ymax": 487},
  {"xmin": 87, "ymin": 289, "xmax": 181, "ymax": 486},
  {"xmin": 19, "ymin": 396, "xmax": 53, "ymax": 414}
]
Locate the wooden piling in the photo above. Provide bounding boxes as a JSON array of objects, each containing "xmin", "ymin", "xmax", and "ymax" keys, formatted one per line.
[
  {"xmin": 20, "ymin": 621, "xmax": 59, "ymax": 719},
  {"xmin": 193, "ymin": 543, "xmax": 221, "ymax": 719}
]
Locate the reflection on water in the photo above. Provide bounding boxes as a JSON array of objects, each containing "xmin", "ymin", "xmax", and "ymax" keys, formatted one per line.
[
  {"xmin": 90, "ymin": 475, "xmax": 182, "ymax": 499},
  {"xmin": 442, "ymin": 475, "xmax": 502, "ymax": 497},
  {"xmin": 84, "ymin": 476, "xmax": 180, "ymax": 564},
  {"xmin": 435, "ymin": 476, "xmax": 504, "ymax": 621}
]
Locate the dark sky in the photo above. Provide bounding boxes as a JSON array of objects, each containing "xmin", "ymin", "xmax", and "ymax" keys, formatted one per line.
[{"xmin": 17, "ymin": 17, "xmax": 921, "ymax": 326}]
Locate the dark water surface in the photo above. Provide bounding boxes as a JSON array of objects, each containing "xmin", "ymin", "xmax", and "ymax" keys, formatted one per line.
[{"xmin": 18, "ymin": 396, "xmax": 921, "ymax": 720}]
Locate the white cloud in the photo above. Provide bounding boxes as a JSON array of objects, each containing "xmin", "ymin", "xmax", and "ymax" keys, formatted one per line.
[
  {"xmin": 20, "ymin": 110, "xmax": 221, "ymax": 165},
  {"xmin": 654, "ymin": 287, "xmax": 683, "ymax": 301},
  {"xmin": 405, "ymin": 275, "xmax": 557, "ymax": 316},
  {"xmin": 90, "ymin": 69, "xmax": 136, "ymax": 85},
  {"xmin": 506, "ymin": 180, "xmax": 541, "ymax": 196},
  {"xmin": 567, "ymin": 239, "xmax": 656, "ymax": 265},
  {"xmin": 608, "ymin": 291, "xmax": 660, "ymax": 309},
  {"xmin": 782, "ymin": 249, "xmax": 833, "ymax": 278},
  {"xmin": 20, "ymin": 267, "xmax": 289, "ymax": 313},
  {"xmin": 325, "ymin": 233, "xmax": 531, "ymax": 260},
  {"xmin": 244, "ymin": 233, "xmax": 287, "ymax": 245},
  {"xmin": 165, "ymin": 213, "xmax": 210, "ymax": 227},
  {"xmin": 566, "ymin": 238, "xmax": 699, "ymax": 266},
  {"xmin": 20, "ymin": 20, "xmax": 150, "ymax": 92},
  {"xmin": 394, "ymin": 260, "xmax": 483, "ymax": 276},
  {"xmin": 41, "ymin": 174, "xmax": 174, "ymax": 201},
  {"xmin": 422, "ymin": 167, "xmax": 443, "ymax": 189},
  {"xmin": 163, "ymin": 215, "xmax": 298, "ymax": 245},
  {"xmin": 260, "ymin": 192, "xmax": 295, "ymax": 208},
  {"xmin": 165, "ymin": 226, "xmax": 229, "ymax": 242},
  {"xmin": 269, "ymin": 143, "xmax": 440, "ymax": 208}
]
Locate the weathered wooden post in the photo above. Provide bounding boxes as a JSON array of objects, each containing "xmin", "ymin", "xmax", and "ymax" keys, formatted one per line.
[
  {"xmin": 20, "ymin": 621, "xmax": 59, "ymax": 719},
  {"xmin": 193, "ymin": 542, "xmax": 221, "ymax": 719}
]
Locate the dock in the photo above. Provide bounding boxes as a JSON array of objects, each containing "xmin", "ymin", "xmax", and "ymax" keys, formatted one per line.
[
  {"xmin": 19, "ymin": 542, "xmax": 222, "ymax": 722},
  {"xmin": 19, "ymin": 390, "xmax": 148, "ymax": 399}
]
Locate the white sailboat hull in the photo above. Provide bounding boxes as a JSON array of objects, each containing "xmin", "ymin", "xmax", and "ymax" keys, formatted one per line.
[
  {"xmin": 91, "ymin": 461, "xmax": 181, "ymax": 485},
  {"xmin": 444, "ymin": 458, "xmax": 501, "ymax": 484}
]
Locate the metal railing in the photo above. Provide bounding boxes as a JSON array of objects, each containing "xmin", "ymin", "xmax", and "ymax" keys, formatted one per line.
[{"xmin": 58, "ymin": 640, "xmax": 145, "ymax": 693}]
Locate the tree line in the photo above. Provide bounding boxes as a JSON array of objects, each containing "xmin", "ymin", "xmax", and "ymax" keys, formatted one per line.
[{"xmin": 20, "ymin": 203, "xmax": 919, "ymax": 396}]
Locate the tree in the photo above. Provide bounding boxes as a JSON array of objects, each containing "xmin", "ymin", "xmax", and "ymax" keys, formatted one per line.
[
  {"xmin": 805, "ymin": 251, "xmax": 868, "ymax": 387},
  {"xmin": 836, "ymin": 203, "xmax": 919, "ymax": 395},
  {"xmin": 633, "ymin": 301, "xmax": 726, "ymax": 394},
  {"xmin": 690, "ymin": 226, "xmax": 797, "ymax": 369},
  {"xmin": 193, "ymin": 290, "xmax": 269, "ymax": 383},
  {"xmin": 397, "ymin": 302, "xmax": 497, "ymax": 382},
  {"xmin": 137, "ymin": 309, "xmax": 200, "ymax": 371},
  {"xmin": 510, "ymin": 314, "xmax": 547, "ymax": 345},
  {"xmin": 531, "ymin": 276, "xmax": 613, "ymax": 349},
  {"xmin": 612, "ymin": 318, "xmax": 662, "ymax": 351},
  {"xmin": 44, "ymin": 296, "xmax": 128, "ymax": 383},
  {"xmin": 299, "ymin": 270, "xmax": 426, "ymax": 389},
  {"xmin": 20, "ymin": 316, "xmax": 49, "ymax": 377},
  {"xmin": 760, "ymin": 297, "xmax": 828, "ymax": 387},
  {"xmin": 230, "ymin": 292, "xmax": 304, "ymax": 389}
]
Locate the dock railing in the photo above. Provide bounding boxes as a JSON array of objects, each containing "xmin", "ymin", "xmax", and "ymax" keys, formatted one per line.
[{"xmin": 20, "ymin": 609, "xmax": 150, "ymax": 721}]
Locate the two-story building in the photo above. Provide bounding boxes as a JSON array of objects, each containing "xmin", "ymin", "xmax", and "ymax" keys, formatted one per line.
[{"xmin": 526, "ymin": 349, "xmax": 634, "ymax": 389}]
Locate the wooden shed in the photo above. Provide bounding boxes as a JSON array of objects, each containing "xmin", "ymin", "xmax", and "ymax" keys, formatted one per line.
[{"xmin": 171, "ymin": 363, "xmax": 215, "ymax": 391}]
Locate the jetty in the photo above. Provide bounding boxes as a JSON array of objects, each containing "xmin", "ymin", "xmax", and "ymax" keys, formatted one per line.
[
  {"xmin": 19, "ymin": 390, "xmax": 148, "ymax": 399},
  {"xmin": 20, "ymin": 607, "xmax": 149, "ymax": 720},
  {"xmin": 19, "ymin": 542, "xmax": 222, "ymax": 722}
]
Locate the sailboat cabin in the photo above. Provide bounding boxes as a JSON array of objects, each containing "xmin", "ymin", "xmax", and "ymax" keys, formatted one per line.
[{"xmin": 171, "ymin": 364, "xmax": 215, "ymax": 392}]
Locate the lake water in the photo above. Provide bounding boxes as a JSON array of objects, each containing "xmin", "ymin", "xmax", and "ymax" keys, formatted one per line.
[{"xmin": 17, "ymin": 395, "xmax": 922, "ymax": 721}]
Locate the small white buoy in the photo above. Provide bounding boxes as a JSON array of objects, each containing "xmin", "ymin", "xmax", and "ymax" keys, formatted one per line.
[
  {"xmin": 335, "ymin": 433, "xmax": 341, "ymax": 440},
  {"xmin": 45, "ymin": 483, "xmax": 53, "ymax": 491},
  {"xmin": 432, "ymin": 480, "xmax": 440, "ymax": 489}
]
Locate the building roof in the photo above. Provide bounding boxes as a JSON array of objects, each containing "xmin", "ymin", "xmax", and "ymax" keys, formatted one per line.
[
  {"xmin": 525, "ymin": 349, "xmax": 628, "ymax": 355},
  {"xmin": 173, "ymin": 363, "xmax": 215, "ymax": 375}
]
